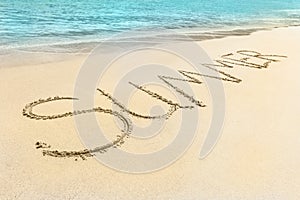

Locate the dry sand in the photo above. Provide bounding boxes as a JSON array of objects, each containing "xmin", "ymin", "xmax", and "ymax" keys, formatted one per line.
[{"xmin": 1, "ymin": 26, "xmax": 300, "ymax": 199}]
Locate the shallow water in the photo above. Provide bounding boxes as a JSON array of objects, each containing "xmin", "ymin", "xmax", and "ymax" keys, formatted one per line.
[{"xmin": 1, "ymin": 0, "xmax": 300, "ymax": 51}]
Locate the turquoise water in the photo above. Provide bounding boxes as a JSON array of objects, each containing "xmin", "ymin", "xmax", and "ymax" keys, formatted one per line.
[{"xmin": 1, "ymin": 0, "xmax": 300, "ymax": 51}]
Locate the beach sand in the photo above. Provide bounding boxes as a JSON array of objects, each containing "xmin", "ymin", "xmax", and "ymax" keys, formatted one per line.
[{"xmin": 1, "ymin": 26, "xmax": 300, "ymax": 199}]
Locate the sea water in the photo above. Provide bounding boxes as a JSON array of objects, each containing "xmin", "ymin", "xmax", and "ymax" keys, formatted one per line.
[{"xmin": 1, "ymin": 0, "xmax": 300, "ymax": 51}]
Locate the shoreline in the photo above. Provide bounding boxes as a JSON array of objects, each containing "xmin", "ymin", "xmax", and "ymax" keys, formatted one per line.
[
  {"xmin": 1, "ymin": 25, "xmax": 299, "ymax": 69},
  {"xmin": 1, "ymin": 24, "xmax": 299, "ymax": 55}
]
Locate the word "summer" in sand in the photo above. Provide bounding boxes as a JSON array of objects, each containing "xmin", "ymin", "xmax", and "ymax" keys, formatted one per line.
[{"xmin": 22, "ymin": 50, "xmax": 287, "ymax": 160}]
